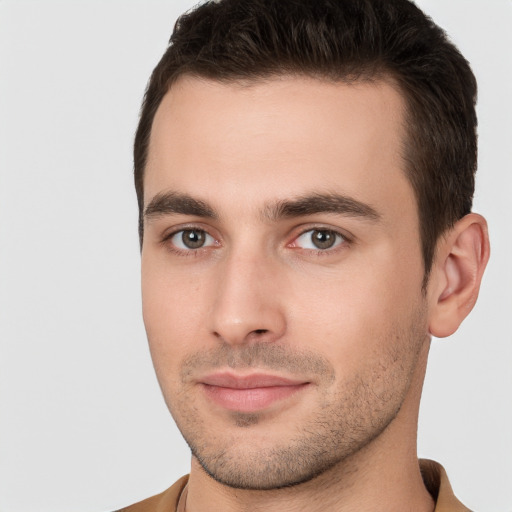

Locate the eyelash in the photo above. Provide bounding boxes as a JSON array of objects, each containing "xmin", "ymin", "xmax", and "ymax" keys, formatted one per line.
[
  {"xmin": 161, "ymin": 226, "xmax": 218, "ymax": 256},
  {"xmin": 161, "ymin": 225, "xmax": 351, "ymax": 257},
  {"xmin": 290, "ymin": 227, "xmax": 349, "ymax": 255}
]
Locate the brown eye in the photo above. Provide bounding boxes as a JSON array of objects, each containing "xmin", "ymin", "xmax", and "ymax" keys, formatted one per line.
[
  {"xmin": 294, "ymin": 229, "xmax": 344, "ymax": 250},
  {"xmin": 181, "ymin": 229, "xmax": 206, "ymax": 249},
  {"xmin": 169, "ymin": 229, "xmax": 215, "ymax": 250},
  {"xmin": 311, "ymin": 230, "xmax": 337, "ymax": 249}
]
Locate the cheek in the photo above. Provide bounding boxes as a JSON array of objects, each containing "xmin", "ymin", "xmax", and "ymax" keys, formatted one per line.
[
  {"xmin": 141, "ymin": 256, "xmax": 207, "ymax": 378},
  {"xmin": 286, "ymin": 251, "xmax": 424, "ymax": 370}
]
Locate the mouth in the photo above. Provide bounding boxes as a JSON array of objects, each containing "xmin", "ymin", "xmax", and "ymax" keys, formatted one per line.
[{"xmin": 199, "ymin": 372, "xmax": 311, "ymax": 413}]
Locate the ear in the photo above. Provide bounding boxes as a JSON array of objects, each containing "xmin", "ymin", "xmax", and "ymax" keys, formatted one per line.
[{"xmin": 428, "ymin": 213, "xmax": 490, "ymax": 338}]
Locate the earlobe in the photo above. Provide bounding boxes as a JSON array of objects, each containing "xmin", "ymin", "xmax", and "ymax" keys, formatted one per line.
[{"xmin": 428, "ymin": 213, "xmax": 490, "ymax": 338}]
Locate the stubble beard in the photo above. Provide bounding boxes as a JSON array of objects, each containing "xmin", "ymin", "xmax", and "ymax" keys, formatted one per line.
[{"xmin": 161, "ymin": 306, "xmax": 428, "ymax": 491}]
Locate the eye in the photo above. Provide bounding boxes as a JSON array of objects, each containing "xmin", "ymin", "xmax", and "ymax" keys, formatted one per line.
[
  {"xmin": 169, "ymin": 229, "xmax": 216, "ymax": 250},
  {"xmin": 293, "ymin": 229, "xmax": 345, "ymax": 250}
]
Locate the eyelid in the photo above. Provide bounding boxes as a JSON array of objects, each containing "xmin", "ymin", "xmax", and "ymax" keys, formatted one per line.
[
  {"xmin": 159, "ymin": 223, "xmax": 352, "ymax": 255},
  {"xmin": 172, "ymin": 230, "xmax": 216, "ymax": 250},
  {"xmin": 288, "ymin": 226, "xmax": 352, "ymax": 251},
  {"xmin": 161, "ymin": 224, "xmax": 221, "ymax": 253}
]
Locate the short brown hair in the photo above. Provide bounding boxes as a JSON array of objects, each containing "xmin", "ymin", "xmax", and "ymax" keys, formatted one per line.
[{"xmin": 134, "ymin": 0, "xmax": 477, "ymax": 282}]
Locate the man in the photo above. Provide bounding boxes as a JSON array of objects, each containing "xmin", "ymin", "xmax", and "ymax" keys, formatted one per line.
[{"xmin": 119, "ymin": 0, "xmax": 489, "ymax": 510}]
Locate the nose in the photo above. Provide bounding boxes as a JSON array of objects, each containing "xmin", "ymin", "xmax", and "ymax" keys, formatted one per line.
[{"xmin": 208, "ymin": 249, "xmax": 287, "ymax": 346}]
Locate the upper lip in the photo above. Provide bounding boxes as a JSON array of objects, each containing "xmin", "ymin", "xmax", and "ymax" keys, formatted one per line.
[{"xmin": 200, "ymin": 372, "xmax": 309, "ymax": 389}]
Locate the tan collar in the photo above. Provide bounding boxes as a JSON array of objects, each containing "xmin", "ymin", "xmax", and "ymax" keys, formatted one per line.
[{"xmin": 420, "ymin": 459, "xmax": 471, "ymax": 512}]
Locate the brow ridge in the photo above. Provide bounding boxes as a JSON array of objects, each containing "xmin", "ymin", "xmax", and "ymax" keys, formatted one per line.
[
  {"xmin": 144, "ymin": 191, "xmax": 217, "ymax": 220},
  {"xmin": 263, "ymin": 192, "xmax": 380, "ymax": 221},
  {"xmin": 144, "ymin": 190, "xmax": 380, "ymax": 224}
]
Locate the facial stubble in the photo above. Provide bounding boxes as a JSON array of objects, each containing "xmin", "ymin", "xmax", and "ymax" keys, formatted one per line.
[{"xmin": 161, "ymin": 307, "xmax": 428, "ymax": 491}]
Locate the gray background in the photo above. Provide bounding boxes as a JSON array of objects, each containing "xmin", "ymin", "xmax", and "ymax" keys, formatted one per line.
[{"xmin": 0, "ymin": 1, "xmax": 511, "ymax": 511}]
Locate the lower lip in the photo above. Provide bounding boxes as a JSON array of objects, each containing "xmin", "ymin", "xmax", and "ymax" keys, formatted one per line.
[{"xmin": 201, "ymin": 383, "xmax": 309, "ymax": 413}]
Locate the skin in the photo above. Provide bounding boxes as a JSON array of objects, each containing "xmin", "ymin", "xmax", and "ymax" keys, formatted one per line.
[{"xmin": 141, "ymin": 76, "xmax": 489, "ymax": 512}]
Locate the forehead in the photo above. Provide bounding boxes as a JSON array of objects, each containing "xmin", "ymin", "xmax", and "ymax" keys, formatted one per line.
[{"xmin": 145, "ymin": 75, "xmax": 414, "ymax": 223}]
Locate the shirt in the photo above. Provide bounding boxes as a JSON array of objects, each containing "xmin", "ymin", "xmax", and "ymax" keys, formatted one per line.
[{"xmin": 115, "ymin": 459, "xmax": 471, "ymax": 512}]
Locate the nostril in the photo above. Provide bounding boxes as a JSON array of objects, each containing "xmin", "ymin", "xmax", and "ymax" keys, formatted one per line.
[{"xmin": 253, "ymin": 329, "xmax": 268, "ymax": 335}]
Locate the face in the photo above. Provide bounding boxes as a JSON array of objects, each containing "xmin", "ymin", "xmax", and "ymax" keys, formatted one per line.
[{"xmin": 141, "ymin": 76, "xmax": 430, "ymax": 490}]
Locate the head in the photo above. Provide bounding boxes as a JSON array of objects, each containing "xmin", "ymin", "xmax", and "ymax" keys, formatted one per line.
[{"xmin": 136, "ymin": 0, "xmax": 489, "ymax": 492}]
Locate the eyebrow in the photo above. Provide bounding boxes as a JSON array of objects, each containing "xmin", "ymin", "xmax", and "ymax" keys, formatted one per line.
[
  {"xmin": 144, "ymin": 191, "xmax": 217, "ymax": 221},
  {"xmin": 144, "ymin": 191, "xmax": 380, "ymax": 223},
  {"xmin": 263, "ymin": 192, "xmax": 381, "ymax": 222}
]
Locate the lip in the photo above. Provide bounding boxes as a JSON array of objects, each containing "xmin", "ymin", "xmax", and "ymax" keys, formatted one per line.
[{"xmin": 199, "ymin": 372, "xmax": 310, "ymax": 413}]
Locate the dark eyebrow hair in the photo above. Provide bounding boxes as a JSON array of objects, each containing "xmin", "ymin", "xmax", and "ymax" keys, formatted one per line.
[
  {"xmin": 144, "ymin": 190, "xmax": 380, "ymax": 224},
  {"xmin": 144, "ymin": 191, "xmax": 217, "ymax": 221},
  {"xmin": 263, "ymin": 193, "xmax": 381, "ymax": 221}
]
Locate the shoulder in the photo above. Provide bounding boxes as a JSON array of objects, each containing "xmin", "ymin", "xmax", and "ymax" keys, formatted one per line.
[
  {"xmin": 114, "ymin": 475, "xmax": 189, "ymax": 512},
  {"xmin": 420, "ymin": 460, "xmax": 472, "ymax": 512}
]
